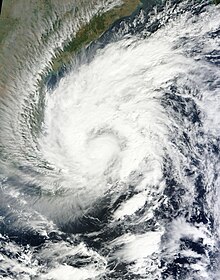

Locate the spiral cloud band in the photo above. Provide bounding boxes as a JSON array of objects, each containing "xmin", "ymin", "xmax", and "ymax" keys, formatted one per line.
[{"xmin": 0, "ymin": 0, "xmax": 220, "ymax": 279}]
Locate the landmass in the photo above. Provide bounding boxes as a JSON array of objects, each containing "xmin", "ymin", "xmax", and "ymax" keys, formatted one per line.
[
  {"xmin": 0, "ymin": 0, "xmax": 141, "ymax": 75},
  {"xmin": 49, "ymin": 0, "xmax": 141, "ymax": 73},
  {"xmin": 1, "ymin": 0, "xmax": 219, "ymax": 79}
]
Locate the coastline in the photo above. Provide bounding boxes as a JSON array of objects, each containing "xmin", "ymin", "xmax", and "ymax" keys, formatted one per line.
[{"xmin": 49, "ymin": 0, "xmax": 141, "ymax": 73}]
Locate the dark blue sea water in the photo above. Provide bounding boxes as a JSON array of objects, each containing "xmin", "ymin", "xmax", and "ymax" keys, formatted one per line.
[{"xmin": 0, "ymin": 0, "xmax": 220, "ymax": 279}]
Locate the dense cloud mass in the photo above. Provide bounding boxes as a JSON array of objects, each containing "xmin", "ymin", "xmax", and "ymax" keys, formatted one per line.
[{"xmin": 0, "ymin": 0, "xmax": 220, "ymax": 279}]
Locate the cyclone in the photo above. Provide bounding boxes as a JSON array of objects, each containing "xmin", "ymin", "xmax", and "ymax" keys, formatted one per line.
[{"xmin": 0, "ymin": 0, "xmax": 220, "ymax": 279}]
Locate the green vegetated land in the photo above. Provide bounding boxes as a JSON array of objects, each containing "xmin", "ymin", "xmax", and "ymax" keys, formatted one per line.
[
  {"xmin": 1, "ymin": 0, "xmax": 219, "ymax": 74},
  {"xmin": 0, "ymin": 0, "xmax": 141, "ymax": 73},
  {"xmin": 0, "ymin": 0, "xmax": 54, "ymax": 47},
  {"xmin": 51, "ymin": 0, "xmax": 141, "ymax": 73},
  {"xmin": 0, "ymin": 17, "xmax": 17, "ymax": 45},
  {"xmin": 0, "ymin": 0, "xmax": 17, "ymax": 45}
]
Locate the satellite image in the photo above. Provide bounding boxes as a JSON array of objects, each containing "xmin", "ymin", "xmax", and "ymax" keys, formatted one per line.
[{"xmin": 0, "ymin": 0, "xmax": 220, "ymax": 279}]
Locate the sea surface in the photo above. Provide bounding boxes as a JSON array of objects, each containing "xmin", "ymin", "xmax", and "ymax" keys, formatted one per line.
[{"xmin": 0, "ymin": 0, "xmax": 220, "ymax": 279}]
